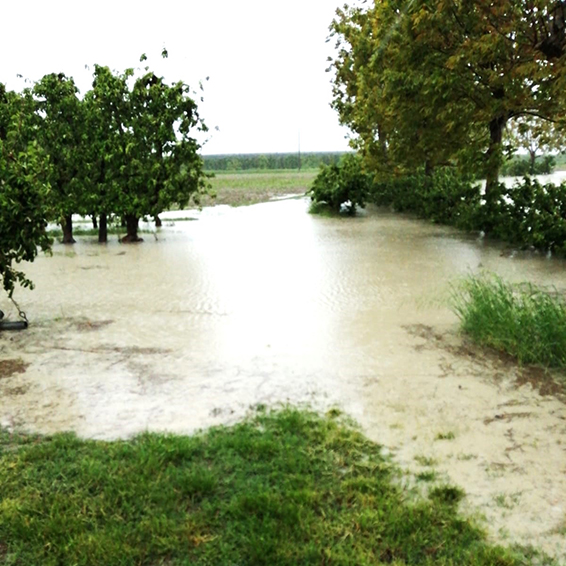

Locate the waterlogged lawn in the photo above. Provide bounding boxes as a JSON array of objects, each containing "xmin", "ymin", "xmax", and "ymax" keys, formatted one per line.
[
  {"xmin": 204, "ymin": 169, "xmax": 317, "ymax": 206},
  {"xmin": 0, "ymin": 408, "xmax": 550, "ymax": 565}
]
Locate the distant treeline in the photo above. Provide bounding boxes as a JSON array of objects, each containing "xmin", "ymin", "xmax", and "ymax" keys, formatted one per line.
[{"xmin": 202, "ymin": 152, "xmax": 350, "ymax": 172}]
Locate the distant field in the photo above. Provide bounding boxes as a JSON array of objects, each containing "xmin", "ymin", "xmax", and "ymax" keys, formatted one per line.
[{"xmin": 202, "ymin": 169, "xmax": 318, "ymax": 207}]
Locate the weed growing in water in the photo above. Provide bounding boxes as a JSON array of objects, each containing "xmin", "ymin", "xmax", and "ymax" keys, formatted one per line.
[{"xmin": 451, "ymin": 274, "xmax": 566, "ymax": 369}]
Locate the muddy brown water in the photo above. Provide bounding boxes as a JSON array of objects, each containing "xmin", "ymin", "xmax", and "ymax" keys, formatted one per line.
[{"xmin": 1, "ymin": 198, "xmax": 566, "ymax": 557}]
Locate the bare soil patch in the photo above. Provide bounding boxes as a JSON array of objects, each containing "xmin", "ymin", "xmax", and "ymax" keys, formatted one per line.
[
  {"xmin": 0, "ymin": 359, "xmax": 29, "ymax": 379},
  {"xmin": 70, "ymin": 318, "xmax": 114, "ymax": 332},
  {"xmin": 404, "ymin": 324, "xmax": 566, "ymax": 401}
]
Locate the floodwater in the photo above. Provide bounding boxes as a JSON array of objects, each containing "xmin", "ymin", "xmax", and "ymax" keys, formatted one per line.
[{"xmin": 1, "ymin": 196, "xmax": 566, "ymax": 558}]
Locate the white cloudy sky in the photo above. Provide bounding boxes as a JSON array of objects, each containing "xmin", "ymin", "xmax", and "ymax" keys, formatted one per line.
[{"xmin": 1, "ymin": 0, "xmax": 353, "ymax": 155}]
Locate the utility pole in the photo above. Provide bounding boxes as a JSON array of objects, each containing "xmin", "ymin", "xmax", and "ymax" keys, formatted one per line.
[{"xmin": 298, "ymin": 130, "xmax": 301, "ymax": 172}]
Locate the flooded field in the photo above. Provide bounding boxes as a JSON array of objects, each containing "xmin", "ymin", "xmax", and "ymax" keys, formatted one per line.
[{"xmin": 1, "ymin": 197, "xmax": 566, "ymax": 558}]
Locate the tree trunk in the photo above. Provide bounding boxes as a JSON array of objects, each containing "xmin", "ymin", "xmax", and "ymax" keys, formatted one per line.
[
  {"xmin": 424, "ymin": 159, "xmax": 434, "ymax": 177},
  {"xmin": 61, "ymin": 214, "xmax": 75, "ymax": 244},
  {"xmin": 485, "ymin": 116, "xmax": 506, "ymax": 198},
  {"xmin": 154, "ymin": 215, "xmax": 162, "ymax": 228},
  {"xmin": 482, "ymin": 116, "xmax": 507, "ymax": 233},
  {"xmin": 529, "ymin": 149, "xmax": 537, "ymax": 174},
  {"xmin": 91, "ymin": 214, "xmax": 98, "ymax": 229},
  {"xmin": 98, "ymin": 212, "xmax": 108, "ymax": 243},
  {"xmin": 121, "ymin": 214, "xmax": 142, "ymax": 242}
]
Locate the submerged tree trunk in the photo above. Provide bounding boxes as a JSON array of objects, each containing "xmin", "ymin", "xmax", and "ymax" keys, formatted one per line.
[
  {"xmin": 122, "ymin": 214, "xmax": 142, "ymax": 242},
  {"xmin": 154, "ymin": 215, "xmax": 162, "ymax": 228},
  {"xmin": 91, "ymin": 214, "xmax": 98, "ymax": 229},
  {"xmin": 61, "ymin": 214, "xmax": 75, "ymax": 244},
  {"xmin": 98, "ymin": 212, "xmax": 108, "ymax": 243}
]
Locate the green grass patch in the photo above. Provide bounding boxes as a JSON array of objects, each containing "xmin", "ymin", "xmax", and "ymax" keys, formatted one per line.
[
  {"xmin": 451, "ymin": 274, "xmax": 566, "ymax": 369},
  {"xmin": 0, "ymin": 408, "xmax": 549, "ymax": 565}
]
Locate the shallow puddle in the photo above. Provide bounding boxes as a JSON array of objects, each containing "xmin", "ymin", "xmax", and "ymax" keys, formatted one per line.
[{"xmin": 1, "ymin": 198, "xmax": 565, "ymax": 557}]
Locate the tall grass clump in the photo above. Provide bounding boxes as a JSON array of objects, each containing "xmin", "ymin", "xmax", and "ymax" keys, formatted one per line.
[{"xmin": 451, "ymin": 274, "xmax": 566, "ymax": 368}]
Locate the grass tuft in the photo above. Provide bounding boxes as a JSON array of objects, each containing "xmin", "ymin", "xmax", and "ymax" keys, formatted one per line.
[
  {"xmin": 0, "ymin": 408, "xmax": 553, "ymax": 565},
  {"xmin": 435, "ymin": 431, "xmax": 456, "ymax": 441},
  {"xmin": 451, "ymin": 274, "xmax": 566, "ymax": 368}
]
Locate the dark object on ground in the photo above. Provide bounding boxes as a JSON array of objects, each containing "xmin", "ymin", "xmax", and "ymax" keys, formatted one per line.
[{"xmin": 0, "ymin": 309, "xmax": 28, "ymax": 331}]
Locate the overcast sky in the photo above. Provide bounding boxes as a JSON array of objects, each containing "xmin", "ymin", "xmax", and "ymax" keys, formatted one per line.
[{"xmin": 1, "ymin": 0, "xmax": 353, "ymax": 155}]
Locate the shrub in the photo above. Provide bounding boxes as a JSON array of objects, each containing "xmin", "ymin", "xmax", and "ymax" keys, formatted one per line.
[
  {"xmin": 486, "ymin": 178, "xmax": 566, "ymax": 253},
  {"xmin": 309, "ymin": 154, "xmax": 371, "ymax": 214},
  {"xmin": 370, "ymin": 167, "xmax": 481, "ymax": 230},
  {"xmin": 369, "ymin": 166, "xmax": 566, "ymax": 255}
]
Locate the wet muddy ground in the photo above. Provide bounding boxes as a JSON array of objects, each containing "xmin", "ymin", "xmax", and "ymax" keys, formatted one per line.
[{"xmin": 1, "ymin": 198, "xmax": 565, "ymax": 558}]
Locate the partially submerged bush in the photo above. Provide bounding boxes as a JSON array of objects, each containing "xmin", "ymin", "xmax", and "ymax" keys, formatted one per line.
[
  {"xmin": 309, "ymin": 154, "xmax": 371, "ymax": 214},
  {"xmin": 451, "ymin": 274, "xmax": 566, "ymax": 368},
  {"xmin": 371, "ymin": 168, "xmax": 480, "ymax": 230},
  {"xmin": 486, "ymin": 178, "xmax": 566, "ymax": 253},
  {"xmin": 370, "ymin": 168, "xmax": 566, "ymax": 254}
]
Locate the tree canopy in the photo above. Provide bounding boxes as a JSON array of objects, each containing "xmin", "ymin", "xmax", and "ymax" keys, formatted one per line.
[
  {"xmin": 329, "ymin": 0, "xmax": 566, "ymax": 194},
  {"xmin": 0, "ymin": 83, "xmax": 52, "ymax": 296}
]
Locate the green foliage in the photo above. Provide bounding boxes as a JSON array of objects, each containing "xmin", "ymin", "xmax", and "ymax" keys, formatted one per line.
[
  {"xmin": 0, "ymin": 407, "xmax": 539, "ymax": 565},
  {"xmin": 371, "ymin": 168, "xmax": 481, "ymax": 230},
  {"xmin": 329, "ymin": 1, "xmax": 566, "ymax": 200},
  {"xmin": 482, "ymin": 178, "xmax": 566, "ymax": 252},
  {"xmin": 0, "ymin": 84, "xmax": 52, "ymax": 296},
  {"xmin": 85, "ymin": 61, "xmax": 210, "ymax": 240},
  {"xmin": 451, "ymin": 274, "xmax": 566, "ymax": 368},
  {"xmin": 309, "ymin": 154, "xmax": 371, "ymax": 214},
  {"xmin": 370, "ymin": 169, "xmax": 566, "ymax": 254},
  {"xmin": 33, "ymin": 73, "xmax": 86, "ymax": 221}
]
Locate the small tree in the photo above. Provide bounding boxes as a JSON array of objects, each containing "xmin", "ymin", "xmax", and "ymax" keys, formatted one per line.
[
  {"xmin": 505, "ymin": 116, "xmax": 565, "ymax": 174},
  {"xmin": 0, "ymin": 85, "xmax": 52, "ymax": 296},
  {"xmin": 82, "ymin": 65, "xmax": 133, "ymax": 243},
  {"xmin": 121, "ymin": 69, "xmax": 209, "ymax": 241},
  {"xmin": 85, "ymin": 56, "xmax": 210, "ymax": 243},
  {"xmin": 33, "ymin": 73, "xmax": 87, "ymax": 244}
]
